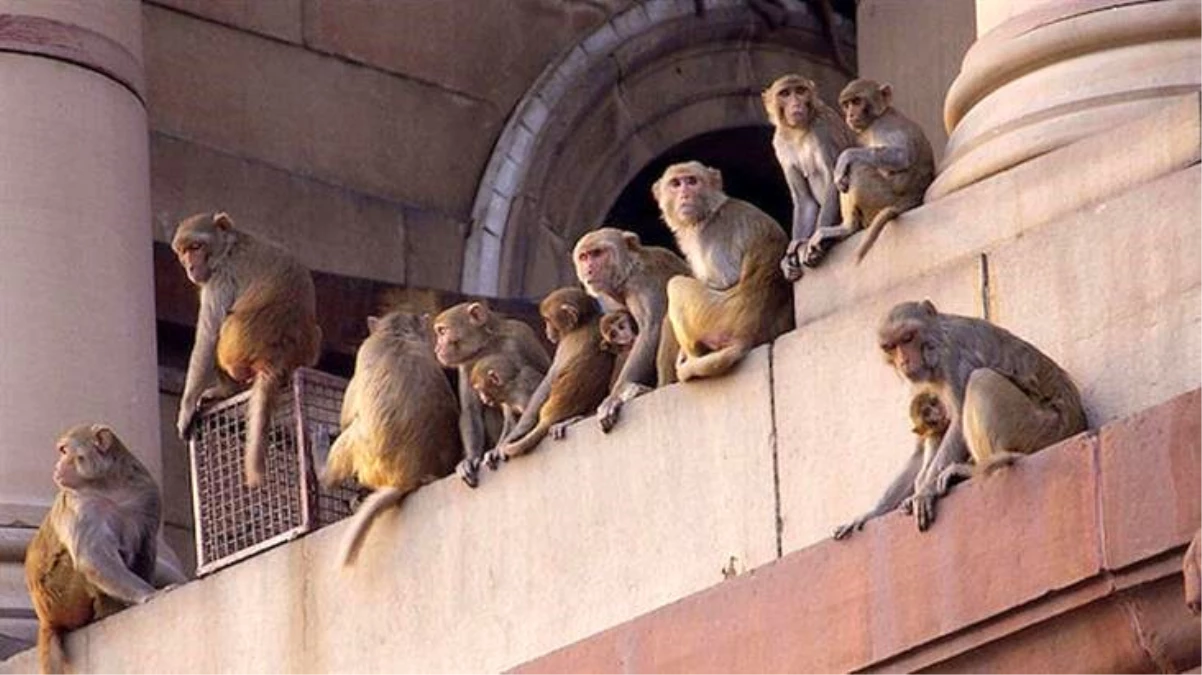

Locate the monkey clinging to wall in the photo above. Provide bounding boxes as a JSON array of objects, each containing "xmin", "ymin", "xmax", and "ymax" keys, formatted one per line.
[{"xmin": 172, "ymin": 212, "xmax": 322, "ymax": 487}]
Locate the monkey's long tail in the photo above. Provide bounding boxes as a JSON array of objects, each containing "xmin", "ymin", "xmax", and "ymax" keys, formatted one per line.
[
  {"xmin": 244, "ymin": 369, "xmax": 285, "ymax": 488},
  {"xmin": 39, "ymin": 624, "xmax": 66, "ymax": 674},
  {"xmin": 854, "ymin": 206, "xmax": 902, "ymax": 264},
  {"xmin": 339, "ymin": 486, "xmax": 407, "ymax": 567}
]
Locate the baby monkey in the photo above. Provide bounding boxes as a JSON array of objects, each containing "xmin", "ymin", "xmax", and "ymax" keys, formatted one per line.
[{"xmin": 470, "ymin": 353, "xmax": 542, "ymax": 465}]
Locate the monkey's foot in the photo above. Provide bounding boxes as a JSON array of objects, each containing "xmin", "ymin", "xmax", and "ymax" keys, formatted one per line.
[
  {"xmin": 779, "ymin": 249, "xmax": 804, "ymax": 282},
  {"xmin": 550, "ymin": 416, "xmax": 585, "ymax": 440},
  {"xmin": 456, "ymin": 457, "xmax": 480, "ymax": 488},
  {"xmin": 598, "ymin": 397, "xmax": 622, "ymax": 433},
  {"xmin": 802, "ymin": 238, "xmax": 831, "ymax": 267},
  {"xmin": 832, "ymin": 516, "xmax": 868, "ymax": 540},
  {"xmin": 483, "ymin": 448, "xmax": 506, "ymax": 471},
  {"xmin": 910, "ymin": 492, "xmax": 937, "ymax": 531}
]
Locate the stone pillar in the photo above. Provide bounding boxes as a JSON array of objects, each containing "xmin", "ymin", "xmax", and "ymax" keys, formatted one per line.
[
  {"xmin": 0, "ymin": 0, "xmax": 158, "ymax": 656},
  {"xmin": 929, "ymin": 0, "xmax": 1201, "ymax": 200}
]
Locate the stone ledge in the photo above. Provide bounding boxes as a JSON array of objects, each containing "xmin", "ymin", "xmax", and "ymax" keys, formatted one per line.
[{"xmin": 513, "ymin": 390, "xmax": 1202, "ymax": 674}]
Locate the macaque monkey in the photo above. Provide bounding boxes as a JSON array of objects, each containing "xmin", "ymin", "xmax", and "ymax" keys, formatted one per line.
[
  {"xmin": 25, "ymin": 425, "xmax": 169, "ymax": 673},
  {"xmin": 1185, "ymin": 528, "xmax": 1201, "ymax": 616},
  {"xmin": 433, "ymin": 301, "xmax": 550, "ymax": 487},
  {"xmin": 848, "ymin": 300, "xmax": 1087, "ymax": 534},
  {"xmin": 485, "ymin": 287, "xmax": 615, "ymax": 465},
  {"xmin": 599, "ymin": 309, "xmax": 643, "ymax": 391},
  {"xmin": 469, "ymin": 353, "xmax": 542, "ymax": 456},
  {"xmin": 804, "ymin": 79, "xmax": 935, "ymax": 266},
  {"xmin": 320, "ymin": 312, "xmax": 461, "ymax": 566},
  {"xmin": 172, "ymin": 212, "xmax": 321, "ymax": 487},
  {"xmin": 653, "ymin": 161, "xmax": 794, "ymax": 382},
  {"xmin": 833, "ymin": 391, "xmax": 949, "ymax": 539},
  {"xmin": 762, "ymin": 73, "xmax": 857, "ymax": 281},
  {"xmin": 573, "ymin": 228, "xmax": 690, "ymax": 432}
]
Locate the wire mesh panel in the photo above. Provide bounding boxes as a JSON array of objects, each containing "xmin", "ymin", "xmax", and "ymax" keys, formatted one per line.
[{"xmin": 189, "ymin": 368, "xmax": 358, "ymax": 576}]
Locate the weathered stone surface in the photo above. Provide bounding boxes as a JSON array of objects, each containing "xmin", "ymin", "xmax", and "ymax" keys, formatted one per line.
[
  {"xmin": 150, "ymin": 134, "xmax": 408, "ymax": 285},
  {"xmin": 144, "ymin": 5, "xmax": 501, "ymax": 218},
  {"xmin": 300, "ymin": 0, "xmax": 615, "ymax": 114},
  {"xmin": 1099, "ymin": 389, "xmax": 1201, "ymax": 570},
  {"xmin": 403, "ymin": 207, "xmax": 468, "ymax": 291},
  {"xmin": 989, "ymin": 165, "xmax": 1201, "ymax": 426},
  {"xmin": 152, "ymin": 0, "xmax": 303, "ymax": 43},
  {"xmin": 775, "ymin": 258, "xmax": 983, "ymax": 553}
]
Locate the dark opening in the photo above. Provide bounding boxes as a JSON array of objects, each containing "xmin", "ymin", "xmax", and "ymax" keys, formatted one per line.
[{"xmin": 604, "ymin": 125, "xmax": 791, "ymax": 253}]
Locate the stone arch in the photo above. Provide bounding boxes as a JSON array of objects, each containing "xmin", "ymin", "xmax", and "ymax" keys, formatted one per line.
[{"xmin": 462, "ymin": 0, "xmax": 854, "ymax": 298}]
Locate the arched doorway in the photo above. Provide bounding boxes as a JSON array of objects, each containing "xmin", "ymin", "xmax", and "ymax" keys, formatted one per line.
[{"xmin": 464, "ymin": 1, "xmax": 854, "ymax": 298}]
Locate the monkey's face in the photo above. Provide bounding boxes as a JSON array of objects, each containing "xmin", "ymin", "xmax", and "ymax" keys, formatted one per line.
[
  {"xmin": 575, "ymin": 242, "xmax": 619, "ymax": 294},
  {"xmin": 433, "ymin": 304, "xmax": 488, "ymax": 367},
  {"xmin": 53, "ymin": 426, "xmax": 113, "ymax": 490},
  {"xmin": 776, "ymin": 83, "xmax": 814, "ymax": 128},
  {"xmin": 840, "ymin": 92, "xmax": 880, "ymax": 133},
  {"xmin": 602, "ymin": 316, "xmax": 636, "ymax": 349},
  {"xmin": 174, "ymin": 236, "xmax": 213, "ymax": 284},
  {"xmin": 880, "ymin": 319, "xmax": 933, "ymax": 382},
  {"xmin": 658, "ymin": 170, "xmax": 706, "ymax": 223}
]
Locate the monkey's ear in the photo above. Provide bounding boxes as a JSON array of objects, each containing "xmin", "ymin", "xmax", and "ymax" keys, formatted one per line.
[
  {"xmin": 621, "ymin": 231, "xmax": 641, "ymax": 250},
  {"xmin": 366, "ymin": 315, "xmax": 381, "ymax": 333},
  {"xmin": 706, "ymin": 167, "xmax": 724, "ymax": 192},
  {"xmin": 487, "ymin": 369, "xmax": 502, "ymax": 387},
  {"xmin": 467, "ymin": 302, "xmax": 489, "ymax": 326},
  {"xmin": 878, "ymin": 83, "xmax": 893, "ymax": 107},
  {"xmin": 212, "ymin": 212, "xmax": 234, "ymax": 231},
  {"xmin": 920, "ymin": 299, "xmax": 938, "ymax": 315},
  {"xmin": 90, "ymin": 425, "xmax": 114, "ymax": 452},
  {"xmin": 559, "ymin": 304, "xmax": 579, "ymax": 326},
  {"xmin": 651, "ymin": 178, "xmax": 665, "ymax": 204}
]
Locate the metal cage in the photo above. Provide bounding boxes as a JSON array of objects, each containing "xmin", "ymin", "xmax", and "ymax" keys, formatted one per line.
[{"xmin": 188, "ymin": 367, "xmax": 358, "ymax": 576}]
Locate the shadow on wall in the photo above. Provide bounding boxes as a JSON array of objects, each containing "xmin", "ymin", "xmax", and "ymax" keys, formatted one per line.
[{"xmin": 605, "ymin": 126, "xmax": 792, "ymax": 252}]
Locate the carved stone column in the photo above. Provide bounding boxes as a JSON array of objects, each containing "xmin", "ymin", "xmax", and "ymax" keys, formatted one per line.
[
  {"xmin": 929, "ymin": 0, "xmax": 1200, "ymax": 200},
  {"xmin": 0, "ymin": 0, "xmax": 158, "ymax": 656}
]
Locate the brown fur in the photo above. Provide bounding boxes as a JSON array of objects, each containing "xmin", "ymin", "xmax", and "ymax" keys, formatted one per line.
[
  {"xmin": 653, "ymin": 161, "xmax": 794, "ymax": 382},
  {"xmin": 172, "ymin": 212, "xmax": 321, "ymax": 487},
  {"xmin": 490, "ymin": 288, "xmax": 616, "ymax": 461},
  {"xmin": 321, "ymin": 312, "xmax": 462, "ymax": 566},
  {"xmin": 573, "ymin": 228, "xmax": 690, "ymax": 432},
  {"xmin": 470, "ymin": 353, "xmax": 543, "ymax": 464},
  {"xmin": 433, "ymin": 301, "xmax": 550, "ymax": 487},
  {"xmin": 762, "ymin": 73, "xmax": 856, "ymax": 281},
  {"xmin": 599, "ymin": 309, "xmax": 638, "ymax": 389},
  {"xmin": 805, "ymin": 79, "xmax": 935, "ymax": 266},
  {"xmin": 25, "ymin": 425, "xmax": 164, "ymax": 673}
]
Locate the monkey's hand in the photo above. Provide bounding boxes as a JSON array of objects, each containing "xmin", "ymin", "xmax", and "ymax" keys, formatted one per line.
[
  {"xmin": 597, "ymin": 395, "xmax": 623, "ymax": 433},
  {"xmin": 803, "ymin": 232, "xmax": 832, "ymax": 268},
  {"xmin": 834, "ymin": 155, "xmax": 852, "ymax": 192},
  {"xmin": 176, "ymin": 400, "xmax": 199, "ymax": 441},
  {"xmin": 780, "ymin": 240, "xmax": 805, "ymax": 282},
  {"xmin": 908, "ymin": 490, "xmax": 937, "ymax": 532},
  {"xmin": 832, "ymin": 515, "xmax": 869, "ymax": 540},
  {"xmin": 482, "ymin": 447, "xmax": 507, "ymax": 471},
  {"xmin": 456, "ymin": 457, "xmax": 481, "ymax": 488}
]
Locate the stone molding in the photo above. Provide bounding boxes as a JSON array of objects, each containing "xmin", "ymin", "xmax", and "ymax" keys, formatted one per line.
[{"xmin": 0, "ymin": 13, "xmax": 144, "ymax": 102}]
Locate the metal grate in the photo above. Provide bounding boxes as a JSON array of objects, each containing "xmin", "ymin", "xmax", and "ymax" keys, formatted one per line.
[{"xmin": 188, "ymin": 368, "xmax": 358, "ymax": 576}]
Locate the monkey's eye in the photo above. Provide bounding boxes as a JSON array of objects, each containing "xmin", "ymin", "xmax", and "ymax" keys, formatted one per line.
[
  {"xmin": 434, "ymin": 326, "xmax": 446, "ymax": 336},
  {"xmin": 186, "ymin": 242, "xmax": 203, "ymax": 252},
  {"xmin": 668, "ymin": 178, "xmax": 681, "ymax": 188},
  {"xmin": 899, "ymin": 331, "xmax": 915, "ymax": 344}
]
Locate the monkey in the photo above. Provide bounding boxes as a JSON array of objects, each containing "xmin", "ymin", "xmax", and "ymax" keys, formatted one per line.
[
  {"xmin": 761, "ymin": 73, "xmax": 857, "ymax": 282},
  {"xmin": 653, "ymin": 161, "xmax": 795, "ymax": 382},
  {"xmin": 573, "ymin": 227, "xmax": 691, "ymax": 432},
  {"xmin": 484, "ymin": 287, "xmax": 615, "ymax": 465},
  {"xmin": 172, "ymin": 212, "xmax": 321, "ymax": 488},
  {"xmin": 25, "ymin": 424, "xmax": 170, "ymax": 673},
  {"xmin": 839, "ymin": 300, "xmax": 1088, "ymax": 535},
  {"xmin": 1185, "ymin": 528, "xmax": 1201, "ymax": 616},
  {"xmin": 433, "ymin": 301, "xmax": 550, "ymax": 487},
  {"xmin": 469, "ymin": 352, "xmax": 542, "ymax": 459},
  {"xmin": 832, "ymin": 391, "xmax": 952, "ymax": 540},
  {"xmin": 598, "ymin": 309, "xmax": 646, "ymax": 392},
  {"xmin": 320, "ymin": 311, "xmax": 462, "ymax": 566},
  {"xmin": 803, "ymin": 79, "xmax": 935, "ymax": 267}
]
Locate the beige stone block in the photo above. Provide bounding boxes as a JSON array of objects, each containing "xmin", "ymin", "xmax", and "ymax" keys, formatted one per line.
[
  {"xmin": 305, "ymin": 347, "xmax": 778, "ymax": 672},
  {"xmin": 144, "ymin": 5, "xmax": 500, "ymax": 218},
  {"xmin": 989, "ymin": 166, "xmax": 1202, "ymax": 426},
  {"xmin": 150, "ymin": 135, "xmax": 407, "ymax": 284},
  {"xmin": 152, "ymin": 0, "xmax": 302, "ymax": 43},
  {"xmin": 796, "ymin": 93, "xmax": 1200, "ymax": 328},
  {"xmin": 300, "ymin": 0, "xmax": 610, "ymax": 113},
  {"xmin": 404, "ymin": 208, "xmax": 468, "ymax": 291},
  {"xmin": 775, "ymin": 260, "xmax": 983, "ymax": 554}
]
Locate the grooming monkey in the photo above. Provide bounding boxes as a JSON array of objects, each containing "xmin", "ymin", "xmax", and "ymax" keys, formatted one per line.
[
  {"xmin": 837, "ymin": 300, "xmax": 1087, "ymax": 535},
  {"xmin": 805, "ymin": 79, "xmax": 935, "ymax": 266},
  {"xmin": 320, "ymin": 312, "xmax": 461, "ymax": 566},
  {"xmin": 25, "ymin": 425, "xmax": 170, "ymax": 673},
  {"xmin": 762, "ymin": 73, "xmax": 857, "ymax": 281},
  {"xmin": 653, "ymin": 161, "xmax": 794, "ymax": 382},
  {"xmin": 485, "ymin": 287, "xmax": 615, "ymax": 466},
  {"xmin": 433, "ymin": 302, "xmax": 550, "ymax": 487},
  {"xmin": 470, "ymin": 353, "xmax": 542, "ymax": 456},
  {"xmin": 833, "ymin": 391, "xmax": 948, "ymax": 539},
  {"xmin": 573, "ymin": 228, "xmax": 690, "ymax": 432},
  {"xmin": 172, "ymin": 212, "xmax": 321, "ymax": 487}
]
